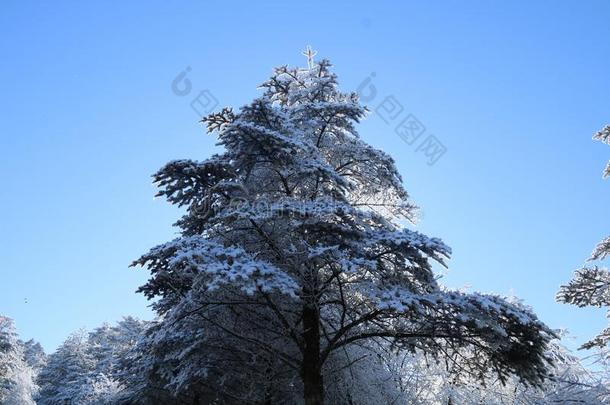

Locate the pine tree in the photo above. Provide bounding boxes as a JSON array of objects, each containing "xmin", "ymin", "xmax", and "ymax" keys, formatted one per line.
[
  {"xmin": 0, "ymin": 316, "xmax": 38, "ymax": 404},
  {"xmin": 325, "ymin": 333, "xmax": 609, "ymax": 404},
  {"xmin": 113, "ymin": 319, "xmax": 214, "ymax": 404},
  {"xmin": 558, "ymin": 125, "xmax": 610, "ymax": 348},
  {"xmin": 133, "ymin": 51, "xmax": 554, "ymax": 404},
  {"xmin": 36, "ymin": 330, "xmax": 95, "ymax": 404},
  {"xmin": 1, "ymin": 316, "xmax": 17, "ymax": 400},
  {"xmin": 36, "ymin": 318, "xmax": 148, "ymax": 405},
  {"xmin": 88, "ymin": 317, "xmax": 147, "ymax": 378},
  {"xmin": 23, "ymin": 339, "xmax": 47, "ymax": 375},
  {"xmin": 0, "ymin": 316, "xmax": 23, "ymax": 402},
  {"xmin": 88, "ymin": 317, "xmax": 150, "ymax": 404}
]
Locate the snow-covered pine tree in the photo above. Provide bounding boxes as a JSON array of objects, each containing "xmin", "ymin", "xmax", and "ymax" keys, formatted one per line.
[
  {"xmin": 88, "ymin": 317, "xmax": 149, "ymax": 404},
  {"xmin": 558, "ymin": 125, "xmax": 610, "ymax": 349},
  {"xmin": 36, "ymin": 318, "xmax": 148, "ymax": 405},
  {"xmin": 113, "ymin": 319, "xmax": 219, "ymax": 404},
  {"xmin": 133, "ymin": 51, "xmax": 554, "ymax": 404},
  {"xmin": 36, "ymin": 330, "xmax": 96, "ymax": 404},
  {"xmin": 0, "ymin": 316, "xmax": 21, "ymax": 401},
  {"xmin": 88, "ymin": 317, "xmax": 147, "ymax": 379},
  {"xmin": 0, "ymin": 316, "xmax": 38, "ymax": 404},
  {"xmin": 325, "ymin": 332, "xmax": 609, "ymax": 404},
  {"xmin": 23, "ymin": 339, "xmax": 46, "ymax": 376}
]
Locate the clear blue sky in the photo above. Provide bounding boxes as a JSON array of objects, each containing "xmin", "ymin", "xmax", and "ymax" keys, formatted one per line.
[{"xmin": 1, "ymin": 1, "xmax": 609, "ymax": 353}]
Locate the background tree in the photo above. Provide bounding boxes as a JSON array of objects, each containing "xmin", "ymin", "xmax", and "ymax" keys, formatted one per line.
[
  {"xmin": 558, "ymin": 125, "xmax": 610, "ymax": 348},
  {"xmin": 113, "ymin": 315, "xmax": 274, "ymax": 404},
  {"xmin": 323, "ymin": 332, "xmax": 610, "ymax": 404},
  {"xmin": 23, "ymin": 339, "xmax": 47, "ymax": 377},
  {"xmin": 0, "ymin": 316, "xmax": 39, "ymax": 405},
  {"xmin": 36, "ymin": 318, "xmax": 147, "ymax": 405},
  {"xmin": 37, "ymin": 330, "xmax": 95, "ymax": 404},
  {"xmin": 6, "ymin": 316, "xmax": 603, "ymax": 405},
  {"xmin": 0, "ymin": 316, "xmax": 21, "ymax": 401},
  {"xmin": 133, "ymin": 51, "xmax": 555, "ymax": 404}
]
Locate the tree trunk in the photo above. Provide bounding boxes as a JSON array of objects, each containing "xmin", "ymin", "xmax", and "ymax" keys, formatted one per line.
[{"xmin": 302, "ymin": 304, "xmax": 324, "ymax": 405}]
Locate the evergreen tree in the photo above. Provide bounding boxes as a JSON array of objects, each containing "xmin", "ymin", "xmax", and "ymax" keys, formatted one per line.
[
  {"xmin": 37, "ymin": 330, "xmax": 95, "ymax": 404},
  {"xmin": 0, "ymin": 316, "xmax": 20, "ymax": 401},
  {"xmin": 36, "ymin": 318, "xmax": 148, "ymax": 405},
  {"xmin": 23, "ymin": 339, "xmax": 47, "ymax": 375},
  {"xmin": 113, "ymin": 320, "xmax": 213, "ymax": 404},
  {"xmin": 325, "ymin": 332, "xmax": 609, "ymax": 404},
  {"xmin": 558, "ymin": 125, "xmax": 610, "ymax": 349},
  {"xmin": 88, "ymin": 317, "xmax": 147, "ymax": 378},
  {"xmin": 133, "ymin": 51, "xmax": 554, "ymax": 404},
  {"xmin": 0, "ymin": 316, "xmax": 38, "ymax": 404}
]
